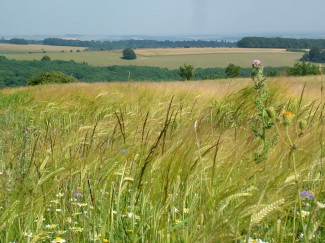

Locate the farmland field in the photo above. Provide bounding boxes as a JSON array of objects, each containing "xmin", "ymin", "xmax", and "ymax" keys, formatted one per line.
[
  {"xmin": 0, "ymin": 73, "xmax": 324, "ymax": 242},
  {"xmin": 0, "ymin": 43, "xmax": 86, "ymax": 53},
  {"xmin": 0, "ymin": 44, "xmax": 304, "ymax": 69}
]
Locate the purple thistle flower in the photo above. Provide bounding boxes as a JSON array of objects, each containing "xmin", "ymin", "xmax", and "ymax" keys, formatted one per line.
[
  {"xmin": 300, "ymin": 190, "xmax": 314, "ymax": 199},
  {"xmin": 252, "ymin": 60, "xmax": 262, "ymax": 67}
]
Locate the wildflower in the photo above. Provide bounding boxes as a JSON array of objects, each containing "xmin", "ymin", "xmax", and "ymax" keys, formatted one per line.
[
  {"xmin": 50, "ymin": 199, "xmax": 60, "ymax": 204},
  {"xmin": 175, "ymin": 219, "xmax": 181, "ymax": 224},
  {"xmin": 77, "ymin": 202, "xmax": 87, "ymax": 207},
  {"xmin": 72, "ymin": 226, "xmax": 83, "ymax": 232},
  {"xmin": 183, "ymin": 208, "xmax": 189, "ymax": 213},
  {"xmin": 247, "ymin": 185, "xmax": 257, "ymax": 191},
  {"xmin": 298, "ymin": 210, "xmax": 310, "ymax": 218},
  {"xmin": 172, "ymin": 207, "xmax": 179, "ymax": 213},
  {"xmin": 317, "ymin": 202, "xmax": 325, "ymax": 209},
  {"xmin": 91, "ymin": 233, "xmax": 102, "ymax": 241},
  {"xmin": 46, "ymin": 224, "xmax": 57, "ymax": 229},
  {"xmin": 126, "ymin": 229, "xmax": 133, "ymax": 233},
  {"xmin": 300, "ymin": 190, "xmax": 314, "ymax": 199},
  {"xmin": 56, "ymin": 230, "xmax": 66, "ymax": 235},
  {"xmin": 51, "ymin": 237, "xmax": 66, "ymax": 243},
  {"xmin": 102, "ymin": 239, "xmax": 109, "ymax": 243},
  {"xmin": 252, "ymin": 60, "xmax": 262, "ymax": 67},
  {"xmin": 74, "ymin": 189, "xmax": 83, "ymax": 198},
  {"xmin": 56, "ymin": 209, "xmax": 62, "ymax": 212},
  {"xmin": 112, "ymin": 210, "xmax": 117, "ymax": 214},
  {"xmin": 66, "ymin": 217, "xmax": 72, "ymax": 223},
  {"xmin": 282, "ymin": 111, "xmax": 294, "ymax": 126},
  {"xmin": 23, "ymin": 232, "xmax": 33, "ymax": 238},
  {"xmin": 248, "ymin": 237, "xmax": 269, "ymax": 243},
  {"xmin": 56, "ymin": 192, "xmax": 64, "ymax": 198}
]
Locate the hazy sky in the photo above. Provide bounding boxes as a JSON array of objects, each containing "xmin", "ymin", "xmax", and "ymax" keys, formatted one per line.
[{"xmin": 1, "ymin": 0, "xmax": 325, "ymax": 37}]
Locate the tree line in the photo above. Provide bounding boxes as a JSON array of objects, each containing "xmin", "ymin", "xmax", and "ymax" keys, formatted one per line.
[
  {"xmin": 2, "ymin": 37, "xmax": 325, "ymax": 55},
  {"xmin": 0, "ymin": 37, "xmax": 236, "ymax": 49},
  {"xmin": 238, "ymin": 37, "xmax": 325, "ymax": 49},
  {"xmin": 43, "ymin": 38, "xmax": 237, "ymax": 50}
]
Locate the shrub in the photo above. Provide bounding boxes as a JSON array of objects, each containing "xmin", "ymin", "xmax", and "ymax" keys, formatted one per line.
[
  {"xmin": 287, "ymin": 62, "xmax": 322, "ymax": 76},
  {"xmin": 179, "ymin": 64, "xmax": 195, "ymax": 80},
  {"xmin": 225, "ymin": 63, "xmax": 241, "ymax": 78},
  {"xmin": 122, "ymin": 48, "xmax": 137, "ymax": 60},
  {"xmin": 27, "ymin": 71, "xmax": 77, "ymax": 85},
  {"xmin": 41, "ymin": 55, "xmax": 51, "ymax": 61}
]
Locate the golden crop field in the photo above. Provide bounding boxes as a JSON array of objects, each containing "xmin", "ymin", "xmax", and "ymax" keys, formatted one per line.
[
  {"xmin": 1, "ymin": 44, "xmax": 304, "ymax": 69},
  {"xmin": 1, "ymin": 74, "xmax": 324, "ymax": 242}
]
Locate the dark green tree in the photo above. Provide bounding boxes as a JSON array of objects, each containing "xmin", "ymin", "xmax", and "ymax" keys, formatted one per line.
[
  {"xmin": 225, "ymin": 63, "xmax": 241, "ymax": 78},
  {"xmin": 41, "ymin": 55, "xmax": 51, "ymax": 61},
  {"xmin": 287, "ymin": 62, "xmax": 321, "ymax": 76},
  {"xmin": 122, "ymin": 48, "xmax": 137, "ymax": 60},
  {"xmin": 8, "ymin": 38, "xmax": 28, "ymax": 45},
  {"xmin": 179, "ymin": 64, "xmax": 195, "ymax": 80}
]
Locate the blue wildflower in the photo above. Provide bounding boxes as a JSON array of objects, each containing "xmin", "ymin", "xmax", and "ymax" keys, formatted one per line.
[{"xmin": 300, "ymin": 190, "xmax": 314, "ymax": 199}]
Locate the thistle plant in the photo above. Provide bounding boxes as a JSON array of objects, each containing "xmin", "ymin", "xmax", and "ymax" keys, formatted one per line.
[{"xmin": 250, "ymin": 60, "xmax": 275, "ymax": 163}]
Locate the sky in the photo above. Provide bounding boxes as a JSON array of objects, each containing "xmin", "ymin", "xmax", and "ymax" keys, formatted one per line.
[{"xmin": 1, "ymin": 0, "xmax": 325, "ymax": 38}]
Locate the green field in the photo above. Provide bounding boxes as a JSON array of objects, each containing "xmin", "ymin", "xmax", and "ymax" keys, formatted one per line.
[
  {"xmin": 0, "ymin": 44, "xmax": 304, "ymax": 69},
  {"xmin": 0, "ymin": 72, "xmax": 324, "ymax": 242}
]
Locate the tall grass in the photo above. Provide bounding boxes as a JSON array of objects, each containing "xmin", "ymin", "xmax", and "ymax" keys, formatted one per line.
[{"xmin": 0, "ymin": 76, "xmax": 324, "ymax": 243}]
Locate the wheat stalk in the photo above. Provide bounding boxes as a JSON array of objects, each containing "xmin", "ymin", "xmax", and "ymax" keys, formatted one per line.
[{"xmin": 250, "ymin": 198, "xmax": 285, "ymax": 225}]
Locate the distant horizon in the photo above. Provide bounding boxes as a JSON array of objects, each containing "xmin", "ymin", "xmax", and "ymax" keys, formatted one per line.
[{"xmin": 1, "ymin": 31, "xmax": 325, "ymax": 42}]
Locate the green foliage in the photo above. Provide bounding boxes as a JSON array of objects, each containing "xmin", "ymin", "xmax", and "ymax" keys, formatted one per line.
[
  {"xmin": 42, "ymin": 38, "xmax": 237, "ymax": 50},
  {"xmin": 225, "ymin": 63, "xmax": 241, "ymax": 78},
  {"xmin": 302, "ymin": 47, "xmax": 325, "ymax": 63},
  {"xmin": 122, "ymin": 48, "xmax": 137, "ymax": 60},
  {"xmin": 238, "ymin": 36, "xmax": 325, "ymax": 48},
  {"xmin": 287, "ymin": 62, "xmax": 322, "ymax": 76},
  {"xmin": 41, "ymin": 55, "xmax": 51, "ymax": 61},
  {"xmin": 179, "ymin": 64, "xmax": 195, "ymax": 80},
  {"xmin": 0, "ymin": 57, "xmax": 290, "ymax": 87},
  {"xmin": 8, "ymin": 38, "xmax": 29, "ymax": 45},
  {"xmin": 27, "ymin": 71, "xmax": 77, "ymax": 85}
]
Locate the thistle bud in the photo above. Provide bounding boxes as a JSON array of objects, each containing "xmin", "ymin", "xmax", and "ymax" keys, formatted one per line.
[
  {"xmin": 266, "ymin": 107, "xmax": 276, "ymax": 119},
  {"xmin": 298, "ymin": 119, "xmax": 307, "ymax": 130}
]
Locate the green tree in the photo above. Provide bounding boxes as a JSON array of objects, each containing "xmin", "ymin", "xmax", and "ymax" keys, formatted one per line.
[
  {"xmin": 225, "ymin": 63, "xmax": 241, "ymax": 78},
  {"xmin": 122, "ymin": 48, "xmax": 137, "ymax": 60},
  {"xmin": 287, "ymin": 62, "xmax": 321, "ymax": 76},
  {"xmin": 41, "ymin": 55, "xmax": 51, "ymax": 61},
  {"xmin": 27, "ymin": 71, "xmax": 77, "ymax": 85},
  {"xmin": 179, "ymin": 64, "xmax": 195, "ymax": 80}
]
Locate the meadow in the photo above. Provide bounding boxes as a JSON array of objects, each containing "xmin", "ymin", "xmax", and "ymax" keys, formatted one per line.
[
  {"xmin": 0, "ymin": 69, "xmax": 324, "ymax": 242},
  {"xmin": 0, "ymin": 44, "xmax": 303, "ymax": 69}
]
